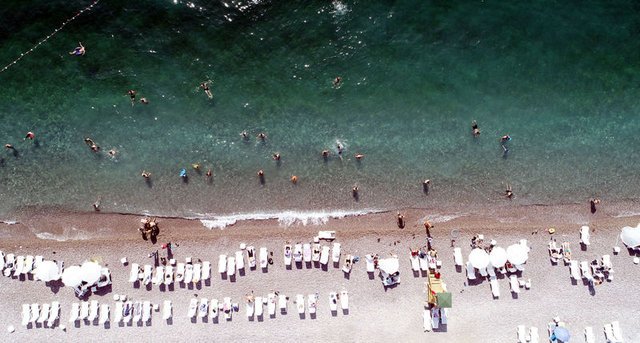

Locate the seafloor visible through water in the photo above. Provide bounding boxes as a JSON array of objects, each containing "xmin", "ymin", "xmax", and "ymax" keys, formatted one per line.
[{"xmin": 0, "ymin": 0, "xmax": 639, "ymax": 219}]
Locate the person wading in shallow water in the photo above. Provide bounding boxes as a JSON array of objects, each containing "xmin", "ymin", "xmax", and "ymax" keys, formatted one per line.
[{"xmin": 590, "ymin": 198, "xmax": 601, "ymax": 214}]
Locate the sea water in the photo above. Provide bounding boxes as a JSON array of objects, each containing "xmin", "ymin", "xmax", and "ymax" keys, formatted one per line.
[{"xmin": 0, "ymin": 0, "xmax": 639, "ymax": 219}]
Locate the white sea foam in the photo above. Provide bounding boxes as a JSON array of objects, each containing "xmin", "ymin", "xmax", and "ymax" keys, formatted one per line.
[
  {"xmin": 199, "ymin": 209, "xmax": 380, "ymax": 230},
  {"xmin": 614, "ymin": 211, "xmax": 640, "ymax": 218},
  {"xmin": 1, "ymin": 220, "xmax": 18, "ymax": 225},
  {"xmin": 422, "ymin": 213, "xmax": 467, "ymax": 224},
  {"xmin": 34, "ymin": 227, "xmax": 91, "ymax": 241}
]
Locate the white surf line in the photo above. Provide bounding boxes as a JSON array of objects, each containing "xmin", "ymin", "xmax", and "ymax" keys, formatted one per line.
[{"xmin": 0, "ymin": 0, "xmax": 101, "ymax": 74}]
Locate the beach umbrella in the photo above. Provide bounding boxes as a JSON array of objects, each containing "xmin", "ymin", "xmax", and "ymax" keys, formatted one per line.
[
  {"xmin": 489, "ymin": 247, "xmax": 508, "ymax": 268},
  {"xmin": 435, "ymin": 292, "xmax": 452, "ymax": 308},
  {"xmin": 378, "ymin": 257, "xmax": 399, "ymax": 275},
  {"xmin": 34, "ymin": 260, "xmax": 60, "ymax": 282},
  {"xmin": 620, "ymin": 224, "xmax": 640, "ymax": 248},
  {"xmin": 61, "ymin": 266, "xmax": 83, "ymax": 287},
  {"xmin": 80, "ymin": 261, "xmax": 102, "ymax": 285},
  {"xmin": 506, "ymin": 244, "xmax": 528, "ymax": 265},
  {"xmin": 468, "ymin": 248, "xmax": 490, "ymax": 269},
  {"xmin": 553, "ymin": 326, "xmax": 571, "ymax": 342}
]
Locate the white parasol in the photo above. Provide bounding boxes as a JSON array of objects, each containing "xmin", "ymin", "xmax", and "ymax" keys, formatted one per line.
[
  {"xmin": 80, "ymin": 261, "xmax": 102, "ymax": 285},
  {"xmin": 468, "ymin": 248, "xmax": 490, "ymax": 269},
  {"xmin": 61, "ymin": 266, "xmax": 83, "ymax": 287},
  {"xmin": 489, "ymin": 247, "xmax": 508, "ymax": 268},
  {"xmin": 378, "ymin": 257, "xmax": 399, "ymax": 275},
  {"xmin": 507, "ymin": 244, "xmax": 529, "ymax": 265},
  {"xmin": 34, "ymin": 260, "xmax": 61, "ymax": 282},
  {"xmin": 620, "ymin": 224, "xmax": 640, "ymax": 248}
]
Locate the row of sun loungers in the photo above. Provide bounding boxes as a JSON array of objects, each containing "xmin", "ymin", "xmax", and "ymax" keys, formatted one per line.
[
  {"xmin": 1, "ymin": 252, "xmax": 45, "ymax": 278},
  {"xmin": 129, "ymin": 260, "xmax": 213, "ymax": 286},
  {"xmin": 188, "ymin": 297, "xmax": 232, "ymax": 321},
  {"xmin": 516, "ymin": 325, "xmax": 539, "ymax": 343},
  {"xmin": 21, "ymin": 301, "xmax": 60, "ymax": 327}
]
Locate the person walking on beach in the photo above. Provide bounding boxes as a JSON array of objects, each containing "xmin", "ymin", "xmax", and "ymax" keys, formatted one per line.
[
  {"xmin": 200, "ymin": 81, "xmax": 213, "ymax": 99},
  {"xmin": 397, "ymin": 212, "xmax": 405, "ymax": 229},
  {"xmin": 69, "ymin": 42, "xmax": 85, "ymax": 56}
]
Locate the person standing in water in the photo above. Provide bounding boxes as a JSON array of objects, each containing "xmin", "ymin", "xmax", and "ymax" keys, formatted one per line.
[
  {"xmin": 127, "ymin": 90, "xmax": 137, "ymax": 106},
  {"xmin": 471, "ymin": 120, "xmax": 480, "ymax": 137}
]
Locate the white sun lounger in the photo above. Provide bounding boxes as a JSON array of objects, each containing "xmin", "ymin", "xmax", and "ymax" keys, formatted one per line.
[
  {"xmin": 227, "ymin": 257, "xmax": 236, "ymax": 277},
  {"xmin": 466, "ymin": 261, "xmax": 476, "ymax": 280},
  {"xmin": 570, "ymin": 260, "xmax": 580, "ymax": 280},
  {"xmin": 365, "ymin": 254, "xmax": 375, "ymax": 273},
  {"xmin": 133, "ymin": 301, "xmax": 142, "ymax": 323},
  {"xmin": 164, "ymin": 265, "xmax": 174, "ymax": 285},
  {"xmin": 68, "ymin": 303, "xmax": 80, "ymax": 323},
  {"xmin": 201, "ymin": 261, "xmax": 211, "ymax": 281},
  {"xmin": 246, "ymin": 298, "xmax": 254, "ymax": 318},
  {"xmin": 423, "ymin": 306, "xmax": 432, "ymax": 332},
  {"xmin": 268, "ymin": 293, "xmax": 276, "ymax": 316},
  {"xmin": 4, "ymin": 253, "xmax": 15, "ymax": 277},
  {"xmin": 123, "ymin": 301, "xmax": 133, "ymax": 324},
  {"xmin": 440, "ymin": 308, "xmax": 448, "ymax": 325},
  {"xmin": 278, "ymin": 294, "xmax": 287, "ymax": 312},
  {"xmin": 15, "ymin": 256, "xmax": 25, "ymax": 276},
  {"xmin": 530, "ymin": 327, "xmax": 539, "ymax": 343},
  {"xmin": 419, "ymin": 254, "xmax": 429, "ymax": 271},
  {"xmin": 410, "ymin": 252, "xmax": 419, "ymax": 272},
  {"xmin": 247, "ymin": 246, "xmax": 256, "ymax": 268},
  {"xmin": 490, "ymin": 278, "xmax": 500, "ymax": 298},
  {"xmin": 320, "ymin": 246, "xmax": 330, "ymax": 265},
  {"xmin": 79, "ymin": 301, "xmax": 89, "ymax": 321},
  {"xmin": 176, "ymin": 263, "xmax": 185, "ymax": 282},
  {"xmin": 184, "ymin": 264, "xmax": 193, "ymax": 284},
  {"xmin": 21, "ymin": 304, "xmax": 30, "ymax": 326},
  {"xmin": 580, "ymin": 226, "xmax": 590, "ymax": 246},
  {"xmin": 218, "ymin": 255, "xmax": 227, "ymax": 275},
  {"xmin": 141, "ymin": 301, "xmax": 151, "ymax": 323},
  {"xmin": 453, "ymin": 247, "xmax": 463, "ymax": 266},
  {"xmin": 284, "ymin": 244, "xmax": 292, "ymax": 266},
  {"xmin": 584, "ymin": 326, "xmax": 595, "ymax": 343},
  {"xmin": 99, "ymin": 304, "xmax": 110, "ymax": 324},
  {"xmin": 199, "ymin": 298, "xmax": 208, "ymax": 318},
  {"xmin": 517, "ymin": 325, "xmax": 526, "ymax": 343},
  {"xmin": 235, "ymin": 251, "xmax": 244, "ymax": 272},
  {"xmin": 255, "ymin": 296, "xmax": 263, "ymax": 317},
  {"xmin": 129, "ymin": 263, "xmax": 140, "ymax": 283},
  {"xmin": 192, "ymin": 263, "xmax": 201, "ymax": 283},
  {"xmin": 114, "ymin": 302, "xmax": 123, "ymax": 323},
  {"xmin": 260, "ymin": 247, "xmax": 268, "ymax": 269},
  {"xmin": 604, "ymin": 323, "xmax": 615, "ymax": 342},
  {"xmin": 303, "ymin": 244, "xmax": 312, "ymax": 263},
  {"xmin": 296, "ymin": 294, "xmax": 305, "ymax": 315},
  {"xmin": 209, "ymin": 299, "xmax": 218, "ymax": 319},
  {"xmin": 0, "ymin": 251, "xmax": 4, "ymax": 269},
  {"xmin": 580, "ymin": 261, "xmax": 593, "ymax": 281},
  {"xmin": 294, "ymin": 244, "xmax": 303, "ymax": 263},
  {"xmin": 37, "ymin": 303, "xmax": 50, "ymax": 324},
  {"xmin": 48, "ymin": 301, "xmax": 60, "ymax": 327},
  {"xmin": 162, "ymin": 300, "xmax": 172, "ymax": 320},
  {"xmin": 29, "ymin": 304, "xmax": 39, "ymax": 323},
  {"xmin": 187, "ymin": 298, "xmax": 197, "ymax": 318},
  {"xmin": 312, "ymin": 243, "xmax": 321, "ymax": 262},
  {"xmin": 340, "ymin": 290, "xmax": 349, "ymax": 311},
  {"xmin": 223, "ymin": 297, "xmax": 232, "ymax": 320},
  {"xmin": 431, "ymin": 308, "xmax": 440, "ymax": 329},
  {"xmin": 612, "ymin": 321, "xmax": 624, "ymax": 342},
  {"xmin": 332, "ymin": 243, "xmax": 341, "ymax": 263},
  {"xmin": 143, "ymin": 265, "xmax": 152, "ymax": 285},
  {"xmin": 308, "ymin": 293, "xmax": 318, "ymax": 314},
  {"xmin": 510, "ymin": 275, "xmax": 520, "ymax": 293},
  {"xmin": 602, "ymin": 254, "xmax": 613, "ymax": 271},
  {"xmin": 153, "ymin": 266, "xmax": 164, "ymax": 285},
  {"xmin": 318, "ymin": 230, "xmax": 336, "ymax": 240},
  {"xmin": 34, "ymin": 255, "xmax": 43, "ymax": 270},
  {"xmin": 329, "ymin": 292, "xmax": 338, "ymax": 312},
  {"xmin": 23, "ymin": 255, "xmax": 34, "ymax": 274},
  {"xmin": 88, "ymin": 300, "xmax": 99, "ymax": 322}
]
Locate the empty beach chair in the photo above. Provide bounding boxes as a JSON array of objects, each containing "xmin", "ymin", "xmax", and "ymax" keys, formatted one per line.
[
  {"xmin": 37, "ymin": 303, "xmax": 50, "ymax": 324},
  {"xmin": 490, "ymin": 278, "xmax": 500, "ymax": 298},
  {"xmin": 123, "ymin": 301, "xmax": 133, "ymax": 324},
  {"xmin": 580, "ymin": 261, "xmax": 593, "ymax": 281},
  {"xmin": 162, "ymin": 300, "xmax": 172, "ymax": 320},
  {"xmin": 517, "ymin": 325, "xmax": 526, "ymax": 343},
  {"xmin": 176, "ymin": 263, "xmax": 185, "ymax": 283},
  {"xmin": 329, "ymin": 292, "xmax": 338, "ymax": 312},
  {"xmin": 142, "ymin": 301, "xmax": 151, "ymax": 322},
  {"xmin": 340, "ymin": 290, "xmax": 349, "ymax": 311},
  {"xmin": 79, "ymin": 301, "xmax": 89, "ymax": 321},
  {"xmin": 255, "ymin": 296, "xmax": 263, "ymax": 317},
  {"xmin": 114, "ymin": 302, "xmax": 123, "ymax": 323},
  {"xmin": 235, "ymin": 251, "xmax": 244, "ymax": 271},
  {"xmin": 569, "ymin": 260, "xmax": 580, "ymax": 280},
  {"xmin": 320, "ymin": 246, "xmax": 331, "ymax": 265},
  {"xmin": 143, "ymin": 264, "xmax": 153, "ymax": 285},
  {"xmin": 129, "ymin": 263, "xmax": 140, "ymax": 283},
  {"xmin": 260, "ymin": 247, "xmax": 268, "ymax": 269},
  {"xmin": 34, "ymin": 255, "xmax": 43, "ymax": 270},
  {"xmin": 268, "ymin": 293, "xmax": 276, "ymax": 316},
  {"xmin": 308, "ymin": 293, "xmax": 318, "ymax": 314},
  {"xmin": 604, "ymin": 323, "xmax": 615, "ymax": 342},
  {"xmin": 227, "ymin": 257, "xmax": 236, "ymax": 277},
  {"xmin": 99, "ymin": 304, "xmax": 110, "ymax": 325},
  {"xmin": 296, "ymin": 294, "xmax": 305, "ymax": 315},
  {"xmin": 48, "ymin": 301, "xmax": 60, "ymax": 327},
  {"xmin": 530, "ymin": 327, "xmax": 539, "ymax": 343},
  {"xmin": 29, "ymin": 303, "xmax": 40, "ymax": 324},
  {"xmin": 453, "ymin": 247, "xmax": 463, "ymax": 267},
  {"xmin": 164, "ymin": 265, "xmax": 174, "ymax": 285},
  {"xmin": 466, "ymin": 261, "xmax": 476, "ymax": 280},
  {"xmin": 153, "ymin": 266, "xmax": 165, "ymax": 285},
  {"xmin": 199, "ymin": 298, "xmax": 208, "ymax": 318},
  {"xmin": 218, "ymin": 255, "xmax": 227, "ymax": 275},
  {"xmin": 69, "ymin": 303, "xmax": 80, "ymax": 323},
  {"xmin": 247, "ymin": 246, "xmax": 257, "ymax": 268},
  {"xmin": 223, "ymin": 297, "xmax": 232, "ymax": 320},
  {"xmin": 580, "ymin": 226, "xmax": 590, "ymax": 246},
  {"xmin": 192, "ymin": 263, "xmax": 201, "ymax": 283},
  {"xmin": 303, "ymin": 244, "xmax": 312, "ymax": 263},
  {"xmin": 602, "ymin": 254, "xmax": 613, "ymax": 271},
  {"xmin": 440, "ymin": 308, "xmax": 448, "ymax": 325},
  {"xmin": 4, "ymin": 253, "xmax": 15, "ymax": 277},
  {"xmin": 284, "ymin": 244, "xmax": 293, "ymax": 266},
  {"xmin": 419, "ymin": 254, "xmax": 429, "ymax": 271},
  {"xmin": 184, "ymin": 263, "xmax": 193, "ymax": 284},
  {"xmin": 278, "ymin": 294, "xmax": 287, "ymax": 313},
  {"xmin": 23, "ymin": 255, "xmax": 34, "ymax": 274},
  {"xmin": 209, "ymin": 299, "xmax": 219, "ymax": 319},
  {"xmin": 0, "ymin": 251, "xmax": 4, "ymax": 269},
  {"xmin": 202, "ymin": 261, "xmax": 211, "ymax": 281},
  {"xmin": 365, "ymin": 254, "xmax": 375, "ymax": 273},
  {"xmin": 584, "ymin": 326, "xmax": 595, "ymax": 343},
  {"xmin": 246, "ymin": 298, "xmax": 254, "ymax": 319},
  {"xmin": 21, "ymin": 304, "xmax": 30, "ymax": 326},
  {"xmin": 332, "ymin": 243, "xmax": 341, "ymax": 263},
  {"xmin": 133, "ymin": 301, "xmax": 142, "ymax": 323},
  {"xmin": 423, "ymin": 306, "xmax": 432, "ymax": 332},
  {"xmin": 509, "ymin": 275, "xmax": 520, "ymax": 293},
  {"xmin": 612, "ymin": 321, "xmax": 623, "ymax": 342},
  {"xmin": 294, "ymin": 244, "xmax": 303, "ymax": 263},
  {"xmin": 188, "ymin": 298, "xmax": 198, "ymax": 318},
  {"xmin": 15, "ymin": 256, "xmax": 25, "ymax": 276}
]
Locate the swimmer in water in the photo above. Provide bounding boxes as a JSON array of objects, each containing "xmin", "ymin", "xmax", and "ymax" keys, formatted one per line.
[
  {"xmin": 141, "ymin": 171, "xmax": 151, "ymax": 179},
  {"xmin": 192, "ymin": 163, "xmax": 201, "ymax": 171},
  {"xmin": 84, "ymin": 137, "xmax": 95, "ymax": 146},
  {"xmin": 471, "ymin": 120, "xmax": 480, "ymax": 137},
  {"xmin": 500, "ymin": 135, "xmax": 511, "ymax": 143},
  {"xmin": 272, "ymin": 153, "xmax": 281, "ymax": 161},
  {"xmin": 140, "ymin": 97, "xmax": 149, "ymax": 105},
  {"xmin": 68, "ymin": 42, "xmax": 85, "ymax": 56},
  {"xmin": 240, "ymin": 130, "xmax": 249, "ymax": 141},
  {"xmin": 352, "ymin": 185, "xmax": 359, "ymax": 198},
  {"xmin": 206, "ymin": 169, "xmax": 212, "ymax": 178},
  {"xmin": 257, "ymin": 133, "xmax": 267, "ymax": 141},
  {"xmin": 90, "ymin": 144, "xmax": 100, "ymax": 152},
  {"xmin": 333, "ymin": 76, "xmax": 342, "ymax": 88},
  {"xmin": 127, "ymin": 90, "xmax": 137, "ymax": 106},
  {"xmin": 25, "ymin": 132, "xmax": 35, "ymax": 140},
  {"xmin": 322, "ymin": 150, "xmax": 330, "ymax": 159},
  {"xmin": 355, "ymin": 153, "xmax": 364, "ymax": 160},
  {"xmin": 505, "ymin": 184, "xmax": 513, "ymax": 199},
  {"xmin": 108, "ymin": 149, "xmax": 117, "ymax": 158},
  {"xmin": 336, "ymin": 142, "xmax": 344, "ymax": 158},
  {"xmin": 4, "ymin": 144, "xmax": 14, "ymax": 150},
  {"xmin": 290, "ymin": 175, "xmax": 298, "ymax": 184},
  {"xmin": 200, "ymin": 82, "xmax": 213, "ymax": 99}
]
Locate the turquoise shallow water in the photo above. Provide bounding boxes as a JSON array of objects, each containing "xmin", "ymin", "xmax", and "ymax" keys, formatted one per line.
[{"xmin": 1, "ymin": 0, "xmax": 639, "ymax": 217}]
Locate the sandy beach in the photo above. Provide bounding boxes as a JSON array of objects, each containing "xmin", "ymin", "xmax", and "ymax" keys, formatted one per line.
[{"xmin": 1, "ymin": 202, "xmax": 640, "ymax": 342}]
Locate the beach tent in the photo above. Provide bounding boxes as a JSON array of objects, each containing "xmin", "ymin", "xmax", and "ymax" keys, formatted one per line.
[
  {"xmin": 61, "ymin": 266, "xmax": 83, "ymax": 287},
  {"xmin": 468, "ymin": 248, "xmax": 490, "ymax": 269},
  {"xmin": 378, "ymin": 256, "xmax": 400, "ymax": 286},
  {"xmin": 620, "ymin": 224, "xmax": 640, "ymax": 248},
  {"xmin": 506, "ymin": 244, "xmax": 528, "ymax": 265},
  {"xmin": 34, "ymin": 260, "xmax": 61, "ymax": 282},
  {"xmin": 489, "ymin": 247, "xmax": 507, "ymax": 268},
  {"xmin": 80, "ymin": 261, "xmax": 102, "ymax": 285},
  {"xmin": 552, "ymin": 326, "xmax": 570, "ymax": 342}
]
